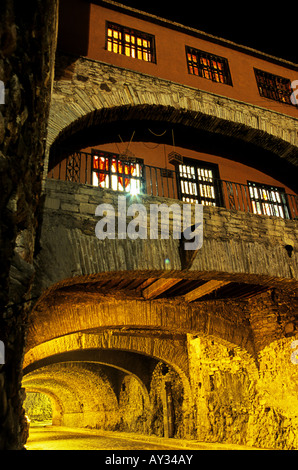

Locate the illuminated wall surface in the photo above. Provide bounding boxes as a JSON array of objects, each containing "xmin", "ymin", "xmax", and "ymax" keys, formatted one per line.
[{"xmin": 0, "ymin": 0, "xmax": 298, "ymax": 450}]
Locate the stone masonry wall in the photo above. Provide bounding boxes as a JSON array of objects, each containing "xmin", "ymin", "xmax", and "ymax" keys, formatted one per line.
[
  {"xmin": 33, "ymin": 178, "xmax": 298, "ymax": 299},
  {"xmin": 47, "ymin": 54, "xmax": 298, "ymax": 173},
  {"xmin": 0, "ymin": 0, "xmax": 58, "ymax": 449}
]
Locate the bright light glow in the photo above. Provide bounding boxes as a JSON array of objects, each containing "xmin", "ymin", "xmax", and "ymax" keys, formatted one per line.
[{"xmin": 130, "ymin": 179, "xmax": 140, "ymax": 196}]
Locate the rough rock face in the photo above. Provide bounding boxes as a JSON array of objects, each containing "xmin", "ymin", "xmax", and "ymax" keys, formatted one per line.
[
  {"xmin": 188, "ymin": 329, "xmax": 298, "ymax": 450},
  {"xmin": 0, "ymin": 0, "xmax": 58, "ymax": 449}
]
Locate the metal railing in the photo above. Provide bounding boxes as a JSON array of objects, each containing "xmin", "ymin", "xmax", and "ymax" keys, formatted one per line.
[{"xmin": 48, "ymin": 151, "xmax": 298, "ymax": 220}]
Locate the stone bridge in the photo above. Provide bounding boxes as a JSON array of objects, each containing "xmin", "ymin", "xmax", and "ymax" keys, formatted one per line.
[
  {"xmin": 2, "ymin": 0, "xmax": 297, "ymax": 451},
  {"xmin": 22, "ymin": 53, "xmax": 298, "ymax": 448},
  {"xmin": 47, "ymin": 54, "xmax": 298, "ymax": 176},
  {"xmin": 22, "ymin": 177, "xmax": 298, "ymax": 444}
]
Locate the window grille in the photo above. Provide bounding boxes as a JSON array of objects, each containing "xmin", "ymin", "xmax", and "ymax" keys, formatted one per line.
[
  {"xmin": 248, "ymin": 181, "xmax": 290, "ymax": 219},
  {"xmin": 66, "ymin": 152, "xmax": 82, "ymax": 183},
  {"xmin": 254, "ymin": 69, "xmax": 293, "ymax": 105},
  {"xmin": 186, "ymin": 46, "xmax": 232, "ymax": 85},
  {"xmin": 92, "ymin": 149, "xmax": 143, "ymax": 195},
  {"xmin": 106, "ymin": 22, "xmax": 155, "ymax": 62},
  {"xmin": 177, "ymin": 158, "xmax": 222, "ymax": 206}
]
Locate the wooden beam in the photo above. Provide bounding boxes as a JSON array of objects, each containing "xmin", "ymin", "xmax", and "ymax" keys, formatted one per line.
[
  {"xmin": 135, "ymin": 278, "xmax": 157, "ymax": 292},
  {"xmin": 142, "ymin": 278, "xmax": 180, "ymax": 300},
  {"xmin": 184, "ymin": 280, "xmax": 230, "ymax": 302}
]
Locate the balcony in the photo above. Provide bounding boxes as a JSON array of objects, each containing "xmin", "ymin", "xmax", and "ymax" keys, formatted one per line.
[{"xmin": 48, "ymin": 150, "xmax": 298, "ymax": 220}]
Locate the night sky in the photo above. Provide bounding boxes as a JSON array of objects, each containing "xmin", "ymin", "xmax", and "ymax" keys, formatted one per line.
[{"xmin": 111, "ymin": 1, "xmax": 297, "ymax": 65}]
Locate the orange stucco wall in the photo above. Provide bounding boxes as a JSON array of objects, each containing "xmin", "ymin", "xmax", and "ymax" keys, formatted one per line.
[
  {"xmin": 81, "ymin": 141, "xmax": 295, "ymax": 194},
  {"xmin": 58, "ymin": 0, "xmax": 298, "ymax": 119},
  {"xmin": 55, "ymin": 0, "xmax": 297, "ymax": 198}
]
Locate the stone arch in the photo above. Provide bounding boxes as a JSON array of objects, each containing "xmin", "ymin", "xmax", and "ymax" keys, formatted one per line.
[
  {"xmin": 24, "ymin": 349, "xmax": 153, "ymax": 406},
  {"xmin": 24, "ymin": 331, "xmax": 191, "ymax": 395},
  {"xmin": 47, "ymin": 54, "xmax": 298, "ymax": 179},
  {"xmin": 47, "ymin": 104, "xmax": 298, "ymax": 191},
  {"xmin": 27, "ymin": 282, "xmax": 255, "ymax": 356},
  {"xmin": 22, "ymin": 362, "xmax": 121, "ymax": 429},
  {"xmin": 23, "ymin": 373, "xmax": 84, "ymax": 427},
  {"xmin": 23, "ymin": 331, "xmax": 195, "ymax": 437},
  {"xmin": 24, "ymin": 387, "xmax": 63, "ymax": 426}
]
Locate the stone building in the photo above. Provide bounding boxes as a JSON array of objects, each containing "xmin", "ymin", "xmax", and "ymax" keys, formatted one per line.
[{"xmin": 1, "ymin": 0, "xmax": 298, "ymax": 449}]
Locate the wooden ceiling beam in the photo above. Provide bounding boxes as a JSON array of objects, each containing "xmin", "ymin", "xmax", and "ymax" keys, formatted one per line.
[
  {"xmin": 142, "ymin": 278, "xmax": 181, "ymax": 300},
  {"xmin": 184, "ymin": 280, "xmax": 230, "ymax": 302}
]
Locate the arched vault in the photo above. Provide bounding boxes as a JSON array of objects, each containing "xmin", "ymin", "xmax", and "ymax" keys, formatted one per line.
[{"xmin": 46, "ymin": 55, "xmax": 298, "ymax": 185}]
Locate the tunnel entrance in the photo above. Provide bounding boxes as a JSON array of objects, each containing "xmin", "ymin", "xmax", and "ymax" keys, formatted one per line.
[
  {"xmin": 24, "ymin": 392, "xmax": 52, "ymax": 425},
  {"xmin": 22, "ymin": 328, "xmax": 193, "ymax": 443},
  {"xmin": 22, "ymin": 357, "xmax": 187, "ymax": 441}
]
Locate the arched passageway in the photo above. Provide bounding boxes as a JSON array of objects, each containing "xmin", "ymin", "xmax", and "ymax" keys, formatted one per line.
[{"xmin": 23, "ymin": 354, "xmax": 190, "ymax": 439}]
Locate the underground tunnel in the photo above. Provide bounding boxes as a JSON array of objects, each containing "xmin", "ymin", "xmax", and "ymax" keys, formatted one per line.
[{"xmin": 22, "ymin": 356, "xmax": 186, "ymax": 439}]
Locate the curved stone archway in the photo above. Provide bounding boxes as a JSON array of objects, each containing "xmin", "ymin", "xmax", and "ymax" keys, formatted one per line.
[
  {"xmin": 22, "ymin": 54, "xmax": 298, "ymax": 448},
  {"xmin": 23, "ymin": 362, "xmax": 121, "ymax": 429},
  {"xmin": 22, "ymin": 332, "xmax": 195, "ymax": 437},
  {"xmin": 23, "ymin": 331, "xmax": 192, "ymax": 400},
  {"xmin": 46, "ymin": 55, "xmax": 298, "ymax": 177},
  {"xmin": 24, "ymin": 348, "xmax": 156, "ymax": 401},
  {"xmin": 24, "ymin": 387, "xmax": 64, "ymax": 426},
  {"xmin": 26, "ymin": 286, "xmax": 255, "ymax": 356},
  {"xmin": 23, "ymin": 374, "xmax": 84, "ymax": 427}
]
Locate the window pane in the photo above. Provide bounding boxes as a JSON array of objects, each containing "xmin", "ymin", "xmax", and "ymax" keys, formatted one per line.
[
  {"xmin": 248, "ymin": 181, "xmax": 290, "ymax": 219},
  {"xmin": 106, "ymin": 22, "xmax": 155, "ymax": 62},
  {"xmin": 178, "ymin": 159, "xmax": 219, "ymax": 205},
  {"xmin": 186, "ymin": 47, "xmax": 232, "ymax": 86},
  {"xmin": 92, "ymin": 151, "xmax": 143, "ymax": 194},
  {"xmin": 254, "ymin": 69, "xmax": 293, "ymax": 105}
]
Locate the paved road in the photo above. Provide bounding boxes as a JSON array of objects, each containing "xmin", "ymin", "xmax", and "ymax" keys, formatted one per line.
[
  {"xmin": 25, "ymin": 424, "xmax": 260, "ymax": 451},
  {"xmin": 26, "ymin": 425, "xmax": 185, "ymax": 451}
]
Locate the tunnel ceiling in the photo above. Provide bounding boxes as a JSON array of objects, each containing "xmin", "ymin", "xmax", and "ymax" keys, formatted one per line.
[
  {"xmin": 23, "ymin": 361, "xmax": 134, "ymax": 402},
  {"xmin": 40, "ymin": 274, "xmax": 270, "ymax": 303},
  {"xmin": 23, "ymin": 349, "xmax": 159, "ymax": 394}
]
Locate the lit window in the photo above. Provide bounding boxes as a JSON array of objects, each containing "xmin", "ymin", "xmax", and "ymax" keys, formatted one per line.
[
  {"xmin": 92, "ymin": 150, "xmax": 143, "ymax": 194},
  {"xmin": 254, "ymin": 69, "xmax": 294, "ymax": 105},
  {"xmin": 177, "ymin": 158, "xmax": 222, "ymax": 205},
  {"xmin": 107, "ymin": 27, "xmax": 123, "ymax": 54},
  {"xmin": 248, "ymin": 181, "xmax": 290, "ymax": 219},
  {"xmin": 106, "ymin": 22, "xmax": 155, "ymax": 63},
  {"xmin": 186, "ymin": 46, "xmax": 232, "ymax": 86}
]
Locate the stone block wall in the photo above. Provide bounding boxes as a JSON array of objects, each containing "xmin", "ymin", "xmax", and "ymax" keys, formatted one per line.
[
  {"xmin": 0, "ymin": 0, "xmax": 58, "ymax": 450},
  {"xmin": 47, "ymin": 53, "xmax": 298, "ymax": 173},
  {"xmin": 33, "ymin": 178, "xmax": 297, "ymax": 299}
]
